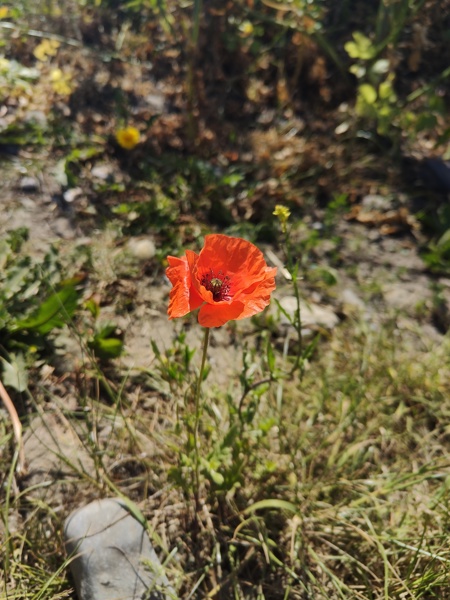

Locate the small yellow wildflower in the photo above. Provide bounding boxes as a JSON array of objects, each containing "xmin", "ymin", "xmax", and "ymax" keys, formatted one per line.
[
  {"xmin": 115, "ymin": 127, "xmax": 140, "ymax": 150},
  {"xmin": 273, "ymin": 204, "xmax": 291, "ymax": 233},
  {"xmin": 239, "ymin": 20, "xmax": 254, "ymax": 38},
  {"xmin": 50, "ymin": 68, "xmax": 73, "ymax": 95},
  {"xmin": 34, "ymin": 39, "xmax": 60, "ymax": 61}
]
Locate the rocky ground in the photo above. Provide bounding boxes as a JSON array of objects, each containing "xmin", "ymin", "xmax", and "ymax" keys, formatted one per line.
[{"xmin": 2, "ymin": 149, "xmax": 449, "ymax": 499}]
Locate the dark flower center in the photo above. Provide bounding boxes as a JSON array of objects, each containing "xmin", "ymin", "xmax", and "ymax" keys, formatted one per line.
[{"xmin": 201, "ymin": 269, "xmax": 231, "ymax": 302}]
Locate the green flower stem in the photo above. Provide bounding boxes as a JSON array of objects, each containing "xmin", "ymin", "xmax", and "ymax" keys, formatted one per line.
[
  {"xmin": 193, "ymin": 326, "xmax": 210, "ymax": 510},
  {"xmin": 283, "ymin": 225, "xmax": 304, "ymax": 378}
]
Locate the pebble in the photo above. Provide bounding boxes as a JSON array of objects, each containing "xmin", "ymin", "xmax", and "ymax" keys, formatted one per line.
[
  {"xmin": 91, "ymin": 164, "xmax": 115, "ymax": 182},
  {"xmin": 64, "ymin": 498, "xmax": 175, "ymax": 600},
  {"xmin": 361, "ymin": 194, "xmax": 390, "ymax": 211},
  {"xmin": 128, "ymin": 237, "xmax": 156, "ymax": 260},
  {"xmin": 20, "ymin": 176, "xmax": 40, "ymax": 193},
  {"xmin": 145, "ymin": 93, "xmax": 166, "ymax": 112},
  {"xmin": 63, "ymin": 187, "xmax": 84, "ymax": 203}
]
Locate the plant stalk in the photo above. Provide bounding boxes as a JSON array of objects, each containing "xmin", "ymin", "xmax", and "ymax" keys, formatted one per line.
[{"xmin": 193, "ymin": 326, "xmax": 210, "ymax": 511}]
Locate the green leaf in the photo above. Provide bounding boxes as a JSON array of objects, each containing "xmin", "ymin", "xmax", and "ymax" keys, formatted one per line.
[
  {"xmin": 221, "ymin": 424, "xmax": 239, "ymax": 449},
  {"xmin": 266, "ymin": 339, "xmax": 275, "ymax": 372},
  {"xmin": 379, "ymin": 80, "xmax": 396, "ymax": 102},
  {"xmin": 349, "ymin": 64, "xmax": 366, "ymax": 79},
  {"xmin": 151, "ymin": 340, "xmax": 161, "ymax": 358},
  {"xmin": 84, "ymin": 297, "xmax": 100, "ymax": 319},
  {"xmin": 359, "ymin": 83, "xmax": 377, "ymax": 105},
  {"xmin": 88, "ymin": 324, "xmax": 124, "ymax": 359},
  {"xmin": 344, "ymin": 41, "xmax": 359, "ymax": 59},
  {"xmin": 415, "ymin": 113, "xmax": 438, "ymax": 133},
  {"xmin": 14, "ymin": 280, "xmax": 79, "ymax": 334},
  {"xmin": 88, "ymin": 336, "xmax": 123, "ymax": 360},
  {"xmin": 1, "ymin": 353, "xmax": 28, "ymax": 392},
  {"xmin": 7, "ymin": 227, "xmax": 29, "ymax": 253},
  {"xmin": 208, "ymin": 468, "xmax": 225, "ymax": 486},
  {"xmin": 314, "ymin": 267, "xmax": 338, "ymax": 286},
  {"xmin": 437, "ymin": 229, "xmax": 450, "ymax": 254},
  {"xmin": 345, "ymin": 32, "xmax": 376, "ymax": 60},
  {"xmin": 274, "ymin": 298, "xmax": 294, "ymax": 326}
]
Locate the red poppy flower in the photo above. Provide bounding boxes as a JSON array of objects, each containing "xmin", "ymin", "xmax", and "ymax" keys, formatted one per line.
[{"xmin": 166, "ymin": 234, "xmax": 277, "ymax": 328}]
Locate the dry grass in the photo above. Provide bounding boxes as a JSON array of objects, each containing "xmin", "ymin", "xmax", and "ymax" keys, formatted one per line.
[{"xmin": 1, "ymin": 310, "xmax": 449, "ymax": 599}]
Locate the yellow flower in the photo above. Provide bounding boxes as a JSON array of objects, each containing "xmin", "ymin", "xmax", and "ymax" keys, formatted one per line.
[
  {"xmin": 34, "ymin": 39, "xmax": 60, "ymax": 61},
  {"xmin": 239, "ymin": 20, "xmax": 254, "ymax": 37},
  {"xmin": 115, "ymin": 127, "xmax": 140, "ymax": 150},
  {"xmin": 273, "ymin": 204, "xmax": 291, "ymax": 232},
  {"xmin": 50, "ymin": 68, "xmax": 73, "ymax": 95}
]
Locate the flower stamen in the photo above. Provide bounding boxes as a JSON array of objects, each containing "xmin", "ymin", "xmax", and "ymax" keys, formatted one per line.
[{"xmin": 201, "ymin": 269, "xmax": 231, "ymax": 302}]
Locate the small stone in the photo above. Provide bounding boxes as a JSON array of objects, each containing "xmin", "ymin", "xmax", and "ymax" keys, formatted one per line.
[
  {"xmin": 145, "ymin": 93, "xmax": 165, "ymax": 112},
  {"xmin": 63, "ymin": 187, "xmax": 84, "ymax": 203},
  {"xmin": 64, "ymin": 498, "xmax": 175, "ymax": 600},
  {"xmin": 361, "ymin": 194, "xmax": 390, "ymax": 211},
  {"xmin": 91, "ymin": 164, "xmax": 115, "ymax": 182},
  {"xmin": 128, "ymin": 237, "xmax": 156, "ymax": 260},
  {"xmin": 20, "ymin": 176, "xmax": 39, "ymax": 193}
]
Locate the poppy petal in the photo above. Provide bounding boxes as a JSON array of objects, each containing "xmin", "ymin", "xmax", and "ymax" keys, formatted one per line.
[
  {"xmin": 233, "ymin": 272, "xmax": 277, "ymax": 320},
  {"xmin": 198, "ymin": 301, "xmax": 245, "ymax": 328},
  {"xmin": 166, "ymin": 255, "xmax": 203, "ymax": 319},
  {"xmin": 197, "ymin": 235, "xmax": 269, "ymax": 285},
  {"xmin": 185, "ymin": 249, "xmax": 214, "ymax": 303}
]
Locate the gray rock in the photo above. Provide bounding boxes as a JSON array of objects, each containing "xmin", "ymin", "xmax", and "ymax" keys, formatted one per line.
[
  {"xmin": 145, "ymin": 93, "xmax": 165, "ymax": 113},
  {"xmin": 64, "ymin": 498, "xmax": 175, "ymax": 600},
  {"xmin": 91, "ymin": 164, "xmax": 115, "ymax": 182},
  {"xmin": 63, "ymin": 187, "xmax": 84, "ymax": 203},
  {"xmin": 20, "ymin": 176, "xmax": 40, "ymax": 192},
  {"xmin": 127, "ymin": 237, "xmax": 156, "ymax": 260},
  {"xmin": 361, "ymin": 194, "xmax": 390, "ymax": 211}
]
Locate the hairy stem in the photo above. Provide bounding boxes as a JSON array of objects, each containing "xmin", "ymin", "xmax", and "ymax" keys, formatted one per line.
[{"xmin": 193, "ymin": 327, "xmax": 210, "ymax": 511}]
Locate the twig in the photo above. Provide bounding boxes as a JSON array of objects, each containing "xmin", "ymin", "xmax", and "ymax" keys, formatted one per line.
[
  {"xmin": 0, "ymin": 21, "xmax": 82, "ymax": 46},
  {"xmin": 0, "ymin": 379, "xmax": 26, "ymax": 474},
  {"xmin": 0, "ymin": 22, "xmax": 153, "ymax": 68}
]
